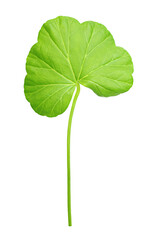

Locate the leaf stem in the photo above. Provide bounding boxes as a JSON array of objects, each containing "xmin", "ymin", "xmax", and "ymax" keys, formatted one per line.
[{"xmin": 67, "ymin": 82, "xmax": 80, "ymax": 226}]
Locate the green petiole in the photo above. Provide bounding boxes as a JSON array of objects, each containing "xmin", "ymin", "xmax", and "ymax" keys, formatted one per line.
[{"xmin": 67, "ymin": 83, "xmax": 80, "ymax": 226}]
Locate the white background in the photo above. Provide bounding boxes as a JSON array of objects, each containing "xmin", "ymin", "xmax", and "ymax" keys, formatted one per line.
[{"xmin": 0, "ymin": 0, "xmax": 152, "ymax": 239}]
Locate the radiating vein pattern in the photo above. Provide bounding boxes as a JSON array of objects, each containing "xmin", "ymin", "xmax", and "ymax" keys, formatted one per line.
[{"xmin": 24, "ymin": 16, "xmax": 133, "ymax": 117}]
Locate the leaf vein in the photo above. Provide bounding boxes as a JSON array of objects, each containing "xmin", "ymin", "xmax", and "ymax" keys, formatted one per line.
[
  {"xmin": 86, "ymin": 35, "xmax": 111, "ymax": 57},
  {"xmin": 81, "ymin": 79, "xmax": 117, "ymax": 93},
  {"xmin": 29, "ymin": 54, "xmax": 74, "ymax": 84},
  {"xmin": 79, "ymin": 52, "xmax": 130, "ymax": 80},
  {"xmin": 35, "ymin": 85, "xmax": 71, "ymax": 110},
  {"xmin": 50, "ymin": 86, "xmax": 74, "ymax": 115},
  {"xmin": 77, "ymin": 25, "xmax": 95, "ymax": 80},
  {"xmin": 56, "ymin": 19, "xmax": 76, "ymax": 81},
  {"xmin": 43, "ymin": 24, "xmax": 67, "ymax": 58}
]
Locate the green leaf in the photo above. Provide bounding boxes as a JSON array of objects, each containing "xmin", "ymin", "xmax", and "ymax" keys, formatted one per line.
[
  {"xmin": 24, "ymin": 16, "xmax": 133, "ymax": 117},
  {"xmin": 24, "ymin": 16, "xmax": 134, "ymax": 226}
]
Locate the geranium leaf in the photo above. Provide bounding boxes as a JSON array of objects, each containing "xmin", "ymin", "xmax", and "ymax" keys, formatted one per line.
[
  {"xmin": 24, "ymin": 16, "xmax": 133, "ymax": 117},
  {"xmin": 24, "ymin": 16, "xmax": 134, "ymax": 226}
]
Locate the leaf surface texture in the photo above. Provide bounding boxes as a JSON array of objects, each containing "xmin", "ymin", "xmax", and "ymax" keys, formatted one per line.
[{"xmin": 24, "ymin": 16, "xmax": 133, "ymax": 117}]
